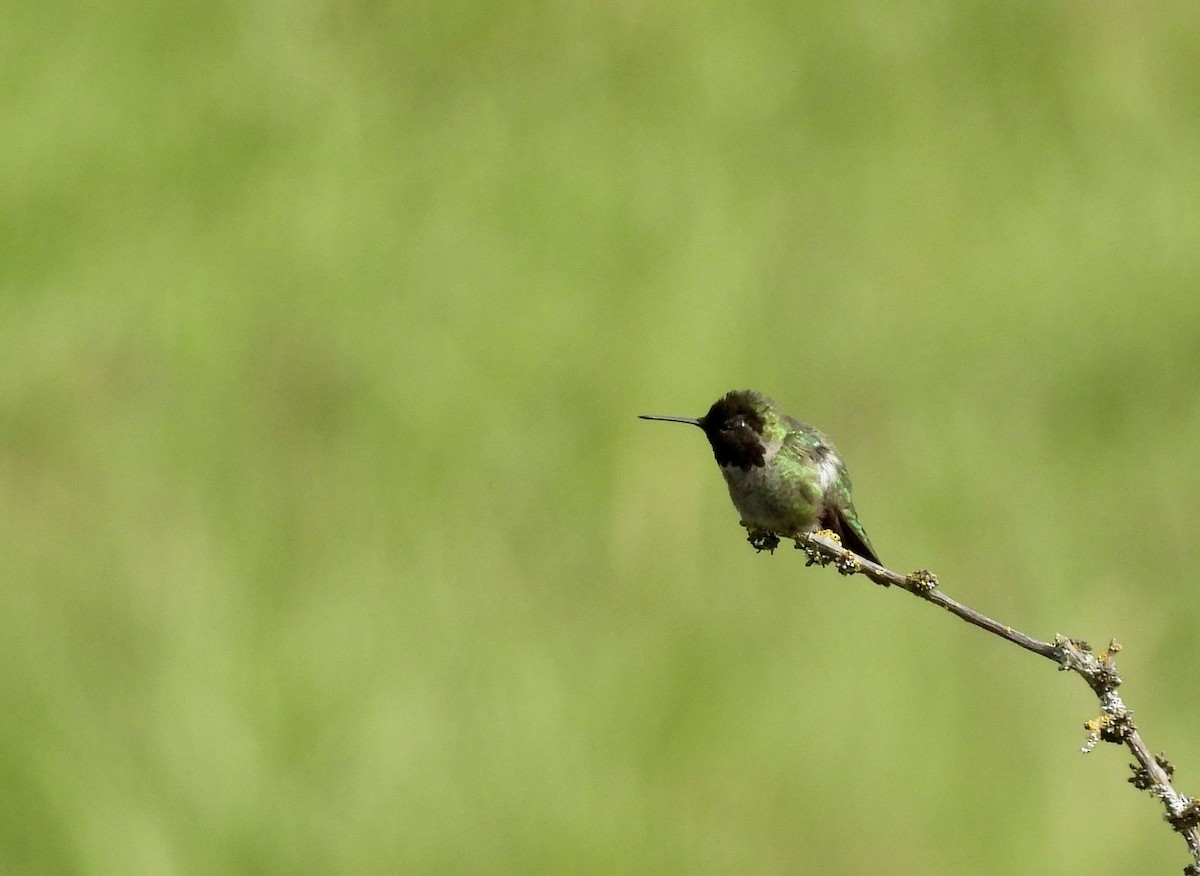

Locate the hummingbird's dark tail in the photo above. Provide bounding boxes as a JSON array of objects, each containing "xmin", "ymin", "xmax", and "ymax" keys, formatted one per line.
[
  {"xmin": 821, "ymin": 509, "xmax": 883, "ymax": 570},
  {"xmin": 843, "ymin": 528, "xmax": 881, "ymax": 567}
]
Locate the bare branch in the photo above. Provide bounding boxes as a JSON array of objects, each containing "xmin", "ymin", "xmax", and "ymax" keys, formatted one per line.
[{"xmin": 792, "ymin": 530, "xmax": 1200, "ymax": 874}]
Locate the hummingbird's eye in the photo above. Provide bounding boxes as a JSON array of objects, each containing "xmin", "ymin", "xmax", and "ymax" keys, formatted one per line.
[{"xmin": 728, "ymin": 417, "xmax": 746, "ymax": 431}]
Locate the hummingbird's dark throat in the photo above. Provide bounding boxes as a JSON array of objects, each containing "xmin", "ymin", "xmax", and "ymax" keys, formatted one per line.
[{"xmin": 704, "ymin": 428, "xmax": 766, "ymax": 470}]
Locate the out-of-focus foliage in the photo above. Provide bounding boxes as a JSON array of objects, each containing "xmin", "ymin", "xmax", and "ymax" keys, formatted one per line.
[{"xmin": 3, "ymin": 2, "xmax": 1200, "ymax": 873}]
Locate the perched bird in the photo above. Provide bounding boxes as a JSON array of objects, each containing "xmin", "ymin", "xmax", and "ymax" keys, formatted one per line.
[{"xmin": 640, "ymin": 389, "xmax": 880, "ymax": 563}]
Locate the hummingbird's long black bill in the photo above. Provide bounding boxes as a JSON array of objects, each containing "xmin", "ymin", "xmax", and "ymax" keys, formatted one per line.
[{"xmin": 638, "ymin": 415, "xmax": 701, "ymax": 426}]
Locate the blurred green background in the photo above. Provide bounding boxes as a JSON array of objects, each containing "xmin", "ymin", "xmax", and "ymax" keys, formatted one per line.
[{"xmin": 4, "ymin": 2, "xmax": 1200, "ymax": 873}]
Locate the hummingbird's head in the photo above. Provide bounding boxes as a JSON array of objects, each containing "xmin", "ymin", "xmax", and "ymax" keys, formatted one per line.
[
  {"xmin": 698, "ymin": 390, "xmax": 769, "ymax": 469},
  {"xmin": 639, "ymin": 389, "xmax": 771, "ymax": 470}
]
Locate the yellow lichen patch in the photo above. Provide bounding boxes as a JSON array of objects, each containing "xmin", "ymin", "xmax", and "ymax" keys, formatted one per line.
[{"xmin": 904, "ymin": 569, "xmax": 939, "ymax": 594}]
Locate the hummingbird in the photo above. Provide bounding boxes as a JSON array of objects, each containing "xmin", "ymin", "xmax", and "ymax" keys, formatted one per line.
[{"xmin": 640, "ymin": 389, "xmax": 881, "ymax": 564}]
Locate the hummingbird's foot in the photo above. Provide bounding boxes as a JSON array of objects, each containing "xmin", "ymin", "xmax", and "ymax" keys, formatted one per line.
[{"xmin": 745, "ymin": 528, "xmax": 781, "ymax": 554}]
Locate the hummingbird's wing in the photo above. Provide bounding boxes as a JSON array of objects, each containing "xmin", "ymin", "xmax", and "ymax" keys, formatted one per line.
[
  {"xmin": 781, "ymin": 416, "xmax": 882, "ymax": 565},
  {"xmin": 819, "ymin": 501, "xmax": 881, "ymax": 566}
]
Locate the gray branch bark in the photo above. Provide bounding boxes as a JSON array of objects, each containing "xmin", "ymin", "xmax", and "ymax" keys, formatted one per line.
[{"xmin": 792, "ymin": 530, "xmax": 1200, "ymax": 874}]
